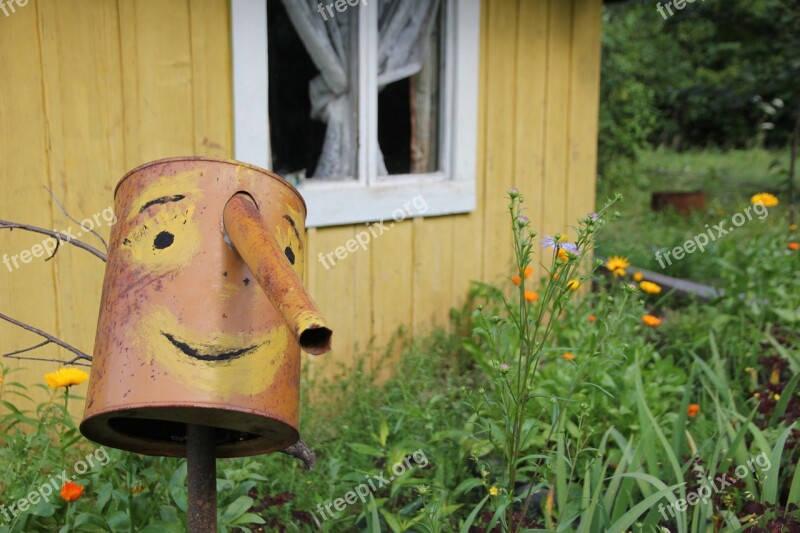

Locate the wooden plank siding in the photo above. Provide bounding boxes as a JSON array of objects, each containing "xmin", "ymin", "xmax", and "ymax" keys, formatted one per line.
[{"xmin": 0, "ymin": 0, "xmax": 602, "ymax": 411}]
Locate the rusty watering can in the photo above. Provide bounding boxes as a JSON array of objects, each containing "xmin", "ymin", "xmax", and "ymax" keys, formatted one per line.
[{"xmin": 80, "ymin": 157, "xmax": 331, "ymax": 458}]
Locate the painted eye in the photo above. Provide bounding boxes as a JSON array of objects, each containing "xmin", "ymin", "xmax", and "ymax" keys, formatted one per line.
[
  {"xmin": 153, "ymin": 231, "xmax": 174, "ymax": 250},
  {"xmin": 284, "ymin": 246, "xmax": 295, "ymax": 265}
]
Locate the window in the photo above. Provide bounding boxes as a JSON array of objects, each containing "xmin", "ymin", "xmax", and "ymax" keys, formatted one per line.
[{"xmin": 231, "ymin": 0, "xmax": 479, "ymax": 227}]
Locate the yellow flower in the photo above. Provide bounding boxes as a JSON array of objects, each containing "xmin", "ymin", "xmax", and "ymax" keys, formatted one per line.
[
  {"xmin": 44, "ymin": 368, "xmax": 89, "ymax": 388},
  {"xmin": 0, "ymin": 376, "xmax": 3, "ymax": 384},
  {"xmin": 566, "ymin": 279, "xmax": 580, "ymax": 291},
  {"xmin": 639, "ymin": 281, "xmax": 662, "ymax": 295},
  {"xmin": 562, "ymin": 352, "xmax": 575, "ymax": 361},
  {"xmin": 606, "ymin": 256, "xmax": 630, "ymax": 271},
  {"xmin": 613, "ymin": 268, "xmax": 626, "ymax": 277},
  {"xmin": 632, "ymin": 272, "xmax": 643, "ymax": 281},
  {"xmin": 557, "ymin": 248, "xmax": 569, "ymax": 262},
  {"xmin": 773, "ymin": 393, "xmax": 781, "ymax": 401},
  {"xmin": 750, "ymin": 192, "xmax": 778, "ymax": 207},
  {"xmin": 489, "ymin": 486, "xmax": 500, "ymax": 497}
]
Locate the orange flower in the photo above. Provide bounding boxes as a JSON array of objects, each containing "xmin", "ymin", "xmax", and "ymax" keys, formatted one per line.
[
  {"xmin": 524, "ymin": 290, "xmax": 539, "ymax": 302},
  {"xmin": 632, "ymin": 272, "xmax": 643, "ymax": 282},
  {"xmin": 557, "ymin": 248, "xmax": 569, "ymax": 262},
  {"xmin": 642, "ymin": 314, "xmax": 661, "ymax": 327},
  {"xmin": 512, "ymin": 266, "xmax": 533, "ymax": 285},
  {"xmin": 551, "ymin": 273, "xmax": 559, "ymax": 280},
  {"xmin": 562, "ymin": 352, "xmax": 575, "ymax": 361},
  {"xmin": 588, "ymin": 315, "xmax": 596, "ymax": 322},
  {"xmin": 687, "ymin": 404, "xmax": 700, "ymax": 418},
  {"xmin": 789, "ymin": 242, "xmax": 799, "ymax": 251},
  {"xmin": 60, "ymin": 481, "xmax": 84, "ymax": 502}
]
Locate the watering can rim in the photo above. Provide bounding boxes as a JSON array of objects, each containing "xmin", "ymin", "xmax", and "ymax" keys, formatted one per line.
[{"xmin": 114, "ymin": 156, "xmax": 307, "ymax": 212}]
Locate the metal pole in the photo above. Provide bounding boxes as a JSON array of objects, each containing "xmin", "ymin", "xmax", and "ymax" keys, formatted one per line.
[
  {"xmin": 187, "ymin": 424, "xmax": 217, "ymax": 532},
  {"xmin": 788, "ymin": 105, "xmax": 799, "ymax": 227}
]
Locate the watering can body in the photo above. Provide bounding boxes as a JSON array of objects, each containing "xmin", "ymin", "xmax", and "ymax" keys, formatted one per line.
[{"xmin": 80, "ymin": 157, "xmax": 328, "ymax": 458}]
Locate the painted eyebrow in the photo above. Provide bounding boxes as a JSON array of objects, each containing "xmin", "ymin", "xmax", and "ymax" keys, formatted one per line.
[
  {"xmin": 283, "ymin": 215, "xmax": 300, "ymax": 240},
  {"xmin": 139, "ymin": 195, "xmax": 186, "ymax": 213}
]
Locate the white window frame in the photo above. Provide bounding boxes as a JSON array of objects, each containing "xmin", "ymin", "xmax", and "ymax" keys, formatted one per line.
[{"xmin": 231, "ymin": 0, "xmax": 480, "ymax": 228}]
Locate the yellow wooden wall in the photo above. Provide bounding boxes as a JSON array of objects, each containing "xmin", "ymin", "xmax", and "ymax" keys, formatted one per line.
[{"xmin": 0, "ymin": 0, "xmax": 601, "ymax": 413}]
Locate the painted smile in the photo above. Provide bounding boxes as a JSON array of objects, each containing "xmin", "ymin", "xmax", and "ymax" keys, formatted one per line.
[{"xmin": 161, "ymin": 332, "xmax": 259, "ymax": 362}]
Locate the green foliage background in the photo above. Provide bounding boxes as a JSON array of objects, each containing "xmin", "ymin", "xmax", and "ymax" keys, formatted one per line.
[{"xmin": 599, "ymin": 0, "xmax": 800, "ymax": 170}]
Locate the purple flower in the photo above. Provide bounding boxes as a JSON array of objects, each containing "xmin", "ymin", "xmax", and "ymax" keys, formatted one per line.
[
  {"xmin": 588, "ymin": 212, "xmax": 599, "ymax": 221},
  {"xmin": 542, "ymin": 236, "xmax": 580, "ymax": 254},
  {"xmin": 561, "ymin": 242, "xmax": 580, "ymax": 254}
]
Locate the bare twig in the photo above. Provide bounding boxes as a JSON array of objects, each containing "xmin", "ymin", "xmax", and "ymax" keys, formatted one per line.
[
  {"xmin": 0, "ymin": 312, "xmax": 93, "ymax": 366},
  {"xmin": 3, "ymin": 353, "xmax": 92, "ymax": 368},
  {"xmin": 43, "ymin": 186, "xmax": 109, "ymax": 252},
  {"xmin": 5, "ymin": 340, "xmax": 49, "ymax": 357},
  {"xmin": 45, "ymin": 238, "xmax": 60, "ymax": 262},
  {"xmin": 0, "ymin": 220, "xmax": 107, "ymax": 262}
]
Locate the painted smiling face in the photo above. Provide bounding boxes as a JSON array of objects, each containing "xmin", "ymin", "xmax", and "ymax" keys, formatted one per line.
[{"xmin": 81, "ymin": 158, "xmax": 310, "ymax": 458}]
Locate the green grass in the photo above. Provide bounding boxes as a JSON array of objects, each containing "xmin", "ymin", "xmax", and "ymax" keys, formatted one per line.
[{"xmin": 596, "ymin": 148, "xmax": 794, "ymax": 280}]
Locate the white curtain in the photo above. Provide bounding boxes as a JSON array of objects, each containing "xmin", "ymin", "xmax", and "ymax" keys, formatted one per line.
[
  {"xmin": 376, "ymin": 0, "xmax": 441, "ymax": 175},
  {"xmin": 281, "ymin": 0, "xmax": 441, "ymax": 179},
  {"xmin": 280, "ymin": 0, "xmax": 356, "ymax": 179}
]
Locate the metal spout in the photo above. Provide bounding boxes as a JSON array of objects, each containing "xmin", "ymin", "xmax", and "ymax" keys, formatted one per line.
[{"xmin": 223, "ymin": 192, "xmax": 332, "ymax": 355}]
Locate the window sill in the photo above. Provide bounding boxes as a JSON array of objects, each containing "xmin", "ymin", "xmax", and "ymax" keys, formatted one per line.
[{"xmin": 300, "ymin": 175, "xmax": 475, "ymax": 227}]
